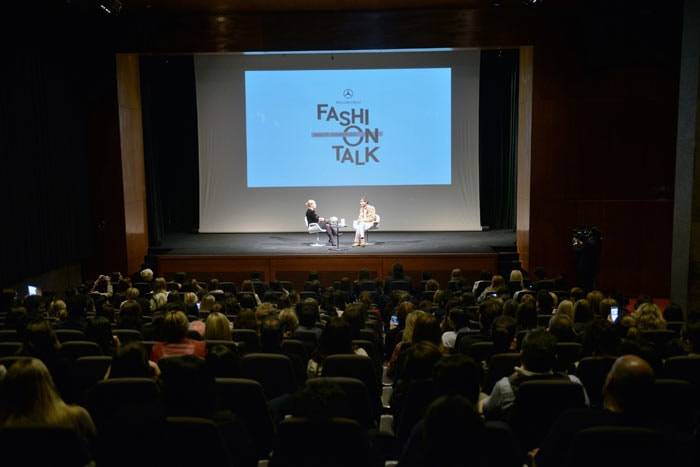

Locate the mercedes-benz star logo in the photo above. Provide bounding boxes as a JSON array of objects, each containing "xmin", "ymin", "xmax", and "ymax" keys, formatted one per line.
[{"xmin": 343, "ymin": 89, "xmax": 354, "ymax": 99}]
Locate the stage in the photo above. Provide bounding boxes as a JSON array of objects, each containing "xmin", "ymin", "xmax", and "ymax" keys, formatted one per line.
[{"xmin": 151, "ymin": 230, "xmax": 517, "ymax": 289}]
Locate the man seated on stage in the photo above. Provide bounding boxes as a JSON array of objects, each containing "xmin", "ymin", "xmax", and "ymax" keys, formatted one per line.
[
  {"xmin": 305, "ymin": 199, "xmax": 338, "ymax": 246},
  {"xmin": 353, "ymin": 197, "xmax": 378, "ymax": 247}
]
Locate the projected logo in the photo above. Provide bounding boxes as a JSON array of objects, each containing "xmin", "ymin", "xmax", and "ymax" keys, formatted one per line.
[{"xmin": 311, "ymin": 90, "xmax": 382, "ymax": 166}]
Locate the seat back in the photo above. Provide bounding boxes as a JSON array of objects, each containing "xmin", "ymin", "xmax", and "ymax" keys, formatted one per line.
[
  {"xmin": 396, "ymin": 378, "xmax": 436, "ymax": 447},
  {"xmin": 165, "ymin": 417, "xmax": 233, "ymax": 466},
  {"xmin": 112, "ymin": 328, "xmax": 143, "ymax": 344},
  {"xmin": 0, "ymin": 329, "xmax": 18, "ymax": 342},
  {"xmin": 239, "ymin": 353, "xmax": 298, "ymax": 399},
  {"xmin": 281, "ymin": 339, "xmax": 309, "ymax": 364},
  {"xmin": 510, "ymin": 380, "xmax": 586, "ymax": 450},
  {"xmin": 272, "ymin": 417, "xmax": 369, "ymax": 467},
  {"xmin": 231, "ymin": 328, "xmax": 260, "ymax": 353},
  {"xmin": 567, "ymin": 426, "xmax": 664, "ymax": 467},
  {"xmin": 555, "ymin": 342, "xmax": 583, "ymax": 372},
  {"xmin": 54, "ymin": 329, "xmax": 87, "ymax": 343},
  {"xmin": 0, "ymin": 341, "xmax": 22, "ymax": 357},
  {"xmin": 323, "ymin": 354, "xmax": 379, "ymax": 399},
  {"xmin": 306, "ymin": 377, "xmax": 374, "ymax": 428},
  {"xmin": 59, "ymin": 340, "xmax": 102, "ymax": 360},
  {"xmin": 0, "ymin": 426, "xmax": 93, "ymax": 467},
  {"xmin": 575, "ymin": 356, "xmax": 616, "ymax": 408},
  {"xmin": 486, "ymin": 353, "xmax": 521, "ymax": 392},
  {"xmin": 70, "ymin": 355, "xmax": 112, "ymax": 404},
  {"xmin": 653, "ymin": 379, "xmax": 698, "ymax": 432},
  {"xmin": 664, "ymin": 355, "xmax": 700, "ymax": 388}
]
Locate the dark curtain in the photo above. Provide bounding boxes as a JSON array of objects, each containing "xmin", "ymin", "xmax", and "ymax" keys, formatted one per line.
[
  {"xmin": 0, "ymin": 50, "xmax": 93, "ymax": 286},
  {"xmin": 140, "ymin": 56, "xmax": 200, "ymax": 246},
  {"xmin": 479, "ymin": 49, "xmax": 519, "ymax": 230}
]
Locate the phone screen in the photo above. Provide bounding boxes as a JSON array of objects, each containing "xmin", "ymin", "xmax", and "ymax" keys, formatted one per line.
[
  {"xmin": 27, "ymin": 285, "xmax": 38, "ymax": 296},
  {"xmin": 610, "ymin": 306, "xmax": 619, "ymax": 321},
  {"xmin": 390, "ymin": 315, "xmax": 399, "ymax": 328}
]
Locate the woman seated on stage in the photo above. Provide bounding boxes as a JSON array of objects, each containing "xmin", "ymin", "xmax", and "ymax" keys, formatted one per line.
[
  {"xmin": 353, "ymin": 197, "xmax": 378, "ymax": 247},
  {"xmin": 305, "ymin": 199, "xmax": 339, "ymax": 246}
]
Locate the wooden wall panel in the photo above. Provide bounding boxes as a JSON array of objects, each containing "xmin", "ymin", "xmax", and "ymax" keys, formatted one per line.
[
  {"xmin": 117, "ymin": 54, "xmax": 149, "ymax": 274},
  {"xmin": 156, "ymin": 253, "xmax": 498, "ymax": 292}
]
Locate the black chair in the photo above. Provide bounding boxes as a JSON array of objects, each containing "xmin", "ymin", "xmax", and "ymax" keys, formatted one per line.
[
  {"xmin": 54, "ymin": 329, "xmax": 87, "ymax": 343},
  {"xmin": 324, "ymin": 354, "xmax": 380, "ymax": 400},
  {"xmin": 639, "ymin": 329, "xmax": 677, "ymax": 356},
  {"xmin": 462, "ymin": 340, "xmax": 495, "ymax": 364},
  {"xmin": 70, "ymin": 355, "xmax": 112, "ymax": 404},
  {"xmin": 271, "ymin": 417, "xmax": 370, "ymax": 467},
  {"xmin": 87, "ymin": 377, "xmax": 165, "ymax": 466},
  {"xmin": 473, "ymin": 280, "xmax": 490, "ymax": 297},
  {"xmin": 220, "ymin": 281, "xmax": 236, "ymax": 294},
  {"xmin": 293, "ymin": 329, "xmax": 320, "ymax": 354},
  {"xmin": 0, "ymin": 341, "xmax": 22, "ymax": 357},
  {"xmin": 0, "ymin": 426, "xmax": 93, "ymax": 467},
  {"xmin": 555, "ymin": 342, "xmax": 583, "ymax": 372},
  {"xmin": 299, "ymin": 291, "xmax": 318, "ymax": 301},
  {"xmin": 537, "ymin": 314, "xmax": 553, "ymax": 327},
  {"xmin": 0, "ymin": 356, "xmax": 30, "ymax": 368},
  {"xmin": 653, "ymin": 378, "xmax": 698, "ymax": 432},
  {"xmin": 281, "ymin": 339, "xmax": 309, "ymax": 364},
  {"xmin": 232, "ymin": 328, "xmax": 260, "ymax": 353},
  {"xmin": 0, "ymin": 329, "xmax": 18, "ymax": 342},
  {"xmin": 567, "ymin": 426, "xmax": 664, "ymax": 467},
  {"xmin": 388, "ymin": 280, "xmax": 411, "ymax": 292},
  {"xmin": 279, "ymin": 280, "xmax": 294, "ymax": 292},
  {"xmin": 552, "ymin": 290, "xmax": 570, "ymax": 301},
  {"xmin": 165, "ymin": 417, "xmax": 233, "ymax": 466},
  {"xmin": 112, "ymin": 328, "xmax": 143, "ymax": 344},
  {"xmin": 575, "ymin": 356, "xmax": 616, "ymax": 408},
  {"xmin": 206, "ymin": 339, "xmax": 242, "ymax": 354},
  {"xmin": 59, "ymin": 340, "xmax": 102, "ymax": 359},
  {"xmin": 133, "ymin": 281, "xmax": 152, "ymax": 295},
  {"xmin": 666, "ymin": 321, "xmax": 684, "ymax": 334},
  {"xmin": 509, "ymin": 380, "xmax": 587, "ymax": 450},
  {"xmin": 664, "ymin": 355, "xmax": 700, "ymax": 389},
  {"xmin": 306, "ymin": 377, "xmax": 375, "ymax": 428},
  {"xmin": 396, "ymin": 378, "xmax": 436, "ymax": 448},
  {"xmin": 486, "ymin": 353, "xmax": 521, "ymax": 392},
  {"xmin": 484, "ymin": 421, "xmax": 524, "ymax": 467},
  {"xmin": 239, "ymin": 353, "xmax": 298, "ymax": 400},
  {"xmin": 215, "ymin": 378, "xmax": 275, "ymax": 459},
  {"xmin": 420, "ymin": 290, "xmax": 436, "ymax": 302},
  {"xmin": 447, "ymin": 280, "xmax": 462, "ymax": 292}
]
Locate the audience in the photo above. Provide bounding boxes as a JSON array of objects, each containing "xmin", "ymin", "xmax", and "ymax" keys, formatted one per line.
[{"xmin": 150, "ymin": 310, "xmax": 206, "ymax": 362}]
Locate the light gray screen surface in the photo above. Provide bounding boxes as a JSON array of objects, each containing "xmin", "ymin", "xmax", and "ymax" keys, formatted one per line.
[{"xmin": 195, "ymin": 50, "xmax": 481, "ymax": 232}]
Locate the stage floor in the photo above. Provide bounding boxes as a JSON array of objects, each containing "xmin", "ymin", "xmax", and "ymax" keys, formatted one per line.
[{"xmin": 153, "ymin": 230, "xmax": 516, "ymax": 256}]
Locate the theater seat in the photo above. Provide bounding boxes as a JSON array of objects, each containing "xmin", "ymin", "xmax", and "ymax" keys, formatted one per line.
[
  {"xmin": 0, "ymin": 426, "xmax": 93, "ymax": 467},
  {"xmin": 567, "ymin": 426, "xmax": 664, "ymax": 467}
]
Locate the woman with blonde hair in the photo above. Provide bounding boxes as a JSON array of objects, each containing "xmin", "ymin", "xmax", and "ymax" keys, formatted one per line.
[
  {"xmin": 556, "ymin": 300, "xmax": 574, "ymax": 319},
  {"xmin": 0, "ymin": 358, "xmax": 96, "ymax": 442},
  {"xmin": 632, "ymin": 303, "xmax": 666, "ymax": 331},
  {"xmin": 479, "ymin": 275, "xmax": 505, "ymax": 302},
  {"xmin": 387, "ymin": 310, "xmax": 426, "ymax": 377},
  {"xmin": 205, "ymin": 312, "xmax": 233, "ymax": 341}
]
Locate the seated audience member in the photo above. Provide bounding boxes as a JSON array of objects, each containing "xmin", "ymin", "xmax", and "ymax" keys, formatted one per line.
[
  {"xmin": 278, "ymin": 308, "xmax": 299, "ymax": 338},
  {"xmin": 581, "ymin": 318, "xmax": 619, "ymax": 358},
  {"xmin": 481, "ymin": 329, "xmax": 588, "ymax": 421},
  {"xmin": 534, "ymin": 355, "xmax": 657, "ymax": 467},
  {"xmin": 387, "ymin": 310, "xmax": 424, "ymax": 378},
  {"xmin": 573, "ymin": 299, "xmax": 594, "ymax": 333},
  {"xmin": 235, "ymin": 309, "xmax": 258, "ymax": 332},
  {"xmin": 515, "ymin": 300, "xmax": 538, "ymax": 332},
  {"xmin": 150, "ymin": 311, "xmax": 206, "ymax": 363},
  {"xmin": 240, "ymin": 280, "xmax": 262, "ymax": 307},
  {"xmin": 663, "ymin": 302, "xmax": 683, "ymax": 322},
  {"xmin": 292, "ymin": 378, "xmax": 350, "ymax": 421},
  {"xmin": 556, "ymin": 300, "xmax": 574, "ymax": 320},
  {"xmin": 55, "ymin": 295, "xmax": 89, "ymax": 332},
  {"xmin": 307, "ymin": 317, "xmax": 367, "ymax": 378},
  {"xmin": 391, "ymin": 341, "xmax": 444, "ymax": 426},
  {"xmin": 509, "ymin": 269, "xmax": 527, "ymax": 294},
  {"xmin": 90, "ymin": 274, "xmax": 114, "ymax": 297},
  {"xmin": 569, "ymin": 287, "xmax": 586, "ymax": 303},
  {"xmin": 441, "ymin": 307, "xmax": 468, "ymax": 350},
  {"xmin": 18, "ymin": 320, "xmax": 71, "ymax": 398},
  {"xmin": 297, "ymin": 298, "xmax": 323, "ymax": 339},
  {"xmin": 85, "ymin": 316, "xmax": 116, "ymax": 356},
  {"xmin": 198, "ymin": 294, "xmax": 217, "ymax": 317},
  {"xmin": 204, "ymin": 311, "xmax": 232, "ymax": 341},
  {"xmin": 598, "ymin": 297, "xmax": 618, "ymax": 322},
  {"xmin": 0, "ymin": 358, "xmax": 96, "ymax": 445},
  {"xmin": 457, "ymin": 299, "xmax": 503, "ymax": 353},
  {"xmin": 106, "ymin": 342, "xmax": 159, "ymax": 378},
  {"xmin": 478, "ymin": 275, "xmax": 505, "ymax": 302},
  {"xmin": 632, "ymin": 303, "xmax": 667, "ymax": 331},
  {"xmin": 547, "ymin": 313, "xmax": 577, "ymax": 343},
  {"xmin": 399, "ymin": 395, "xmax": 486, "ymax": 467},
  {"xmin": 491, "ymin": 315, "xmax": 518, "ymax": 353},
  {"xmin": 48, "ymin": 299, "xmax": 68, "ymax": 321},
  {"xmin": 502, "ymin": 299, "xmax": 517, "ymax": 318},
  {"xmin": 208, "ymin": 278, "xmax": 224, "ymax": 295},
  {"xmin": 433, "ymin": 354, "xmax": 481, "ymax": 403},
  {"xmin": 120, "ymin": 287, "xmax": 141, "ymax": 309},
  {"xmin": 386, "ymin": 301, "xmax": 414, "ymax": 358},
  {"xmin": 536, "ymin": 289, "xmax": 555, "ymax": 315},
  {"xmin": 260, "ymin": 317, "xmax": 305, "ymax": 384},
  {"xmin": 342, "ymin": 302, "xmax": 367, "ymax": 341},
  {"xmin": 139, "ymin": 268, "xmax": 154, "ymax": 286},
  {"xmin": 117, "ymin": 300, "xmax": 143, "ymax": 332}
]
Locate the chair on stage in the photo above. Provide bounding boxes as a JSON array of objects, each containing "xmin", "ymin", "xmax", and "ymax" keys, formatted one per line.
[
  {"xmin": 304, "ymin": 217, "xmax": 325, "ymax": 247},
  {"xmin": 353, "ymin": 214, "xmax": 380, "ymax": 245}
]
